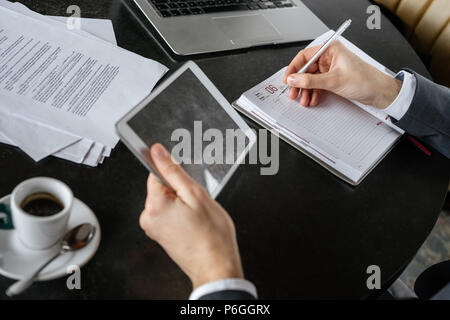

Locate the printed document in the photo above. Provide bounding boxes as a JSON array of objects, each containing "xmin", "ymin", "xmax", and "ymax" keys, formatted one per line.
[{"xmin": 0, "ymin": 2, "xmax": 167, "ymax": 165}]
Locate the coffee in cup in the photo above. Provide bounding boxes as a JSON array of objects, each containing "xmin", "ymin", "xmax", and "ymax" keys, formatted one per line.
[
  {"xmin": 8, "ymin": 177, "xmax": 73, "ymax": 250},
  {"xmin": 20, "ymin": 192, "xmax": 65, "ymax": 217}
]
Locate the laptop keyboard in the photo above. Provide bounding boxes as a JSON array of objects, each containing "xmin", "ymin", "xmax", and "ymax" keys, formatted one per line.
[{"xmin": 150, "ymin": 0, "xmax": 295, "ymax": 17}]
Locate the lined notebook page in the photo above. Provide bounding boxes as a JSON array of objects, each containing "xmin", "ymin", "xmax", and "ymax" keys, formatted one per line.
[{"xmin": 239, "ymin": 68, "xmax": 401, "ymax": 182}]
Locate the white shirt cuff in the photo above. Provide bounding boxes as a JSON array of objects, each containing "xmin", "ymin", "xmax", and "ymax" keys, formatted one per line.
[
  {"xmin": 189, "ymin": 278, "xmax": 258, "ymax": 300},
  {"xmin": 384, "ymin": 70, "xmax": 417, "ymax": 121}
]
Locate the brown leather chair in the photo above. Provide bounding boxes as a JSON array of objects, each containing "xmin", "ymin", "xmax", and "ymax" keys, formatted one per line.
[{"xmin": 373, "ymin": 0, "xmax": 450, "ymax": 87}]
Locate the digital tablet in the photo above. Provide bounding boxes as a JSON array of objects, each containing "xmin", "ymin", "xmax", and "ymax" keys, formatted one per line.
[{"xmin": 116, "ymin": 61, "xmax": 256, "ymax": 198}]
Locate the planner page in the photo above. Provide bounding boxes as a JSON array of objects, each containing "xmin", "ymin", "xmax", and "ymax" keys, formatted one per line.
[{"xmin": 237, "ymin": 68, "xmax": 401, "ymax": 183}]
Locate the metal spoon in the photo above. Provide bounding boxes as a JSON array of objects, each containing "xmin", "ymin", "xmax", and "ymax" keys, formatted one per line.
[{"xmin": 6, "ymin": 223, "xmax": 96, "ymax": 297}]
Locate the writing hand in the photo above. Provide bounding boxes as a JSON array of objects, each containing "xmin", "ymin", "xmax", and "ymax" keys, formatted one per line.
[{"xmin": 283, "ymin": 41, "xmax": 402, "ymax": 109}]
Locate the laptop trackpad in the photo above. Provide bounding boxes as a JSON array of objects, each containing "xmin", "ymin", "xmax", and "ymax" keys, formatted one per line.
[{"xmin": 212, "ymin": 14, "xmax": 283, "ymax": 45}]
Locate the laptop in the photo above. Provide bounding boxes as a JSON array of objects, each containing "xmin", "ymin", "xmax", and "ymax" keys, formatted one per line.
[{"xmin": 132, "ymin": 0, "xmax": 329, "ymax": 55}]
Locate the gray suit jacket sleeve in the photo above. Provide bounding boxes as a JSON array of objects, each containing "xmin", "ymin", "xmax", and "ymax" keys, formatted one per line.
[
  {"xmin": 198, "ymin": 290, "xmax": 257, "ymax": 300},
  {"xmin": 394, "ymin": 70, "xmax": 450, "ymax": 159}
]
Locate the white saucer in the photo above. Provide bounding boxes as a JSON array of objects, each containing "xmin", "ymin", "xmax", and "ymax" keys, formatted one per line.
[{"xmin": 0, "ymin": 195, "xmax": 101, "ymax": 281}]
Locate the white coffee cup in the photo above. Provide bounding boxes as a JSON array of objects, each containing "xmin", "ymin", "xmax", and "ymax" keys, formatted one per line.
[{"xmin": 8, "ymin": 177, "xmax": 73, "ymax": 250}]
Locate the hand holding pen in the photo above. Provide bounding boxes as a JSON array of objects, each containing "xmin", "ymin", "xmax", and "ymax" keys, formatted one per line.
[
  {"xmin": 280, "ymin": 19, "xmax": 352, "ymax": 97},
  {"xmin": 282, "ymin": 20, "xmax": 402, "ymax": 109}
]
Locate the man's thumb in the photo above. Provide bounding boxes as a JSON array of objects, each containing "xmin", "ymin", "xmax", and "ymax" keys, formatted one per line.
[{"xmin": 286, "ymin": 72, "xmax": 335, "ymax": 90}]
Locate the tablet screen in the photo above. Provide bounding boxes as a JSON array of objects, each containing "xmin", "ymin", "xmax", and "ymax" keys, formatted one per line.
[{"xmin": 127, "ymin": 68, "xmax": 251, "ymax": 195}]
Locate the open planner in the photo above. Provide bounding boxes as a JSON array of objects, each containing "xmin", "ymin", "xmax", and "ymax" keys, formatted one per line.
[{"xmin": 232, "ymin": 31, "xmax": 405, "ymax": 185}]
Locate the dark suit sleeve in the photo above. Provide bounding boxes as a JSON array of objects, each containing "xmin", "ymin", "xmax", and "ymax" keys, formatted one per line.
[
  {"xmin": 198, "ymin": 290, "xmax": 257, "ymax": 300},
  {"xmin": 394, "ymin": 69, "xmax": 450, "ymax": 159}
]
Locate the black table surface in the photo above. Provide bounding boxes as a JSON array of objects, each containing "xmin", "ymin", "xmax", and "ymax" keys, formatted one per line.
[{"xmin": 0, "ymin": 0, "xmax": 449, "ymax": 299}]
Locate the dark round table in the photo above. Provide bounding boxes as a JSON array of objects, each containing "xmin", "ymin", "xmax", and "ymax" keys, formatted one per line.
[{"xmin": 0, "ymin": 0, "xmax": 448, "ymax": 299}]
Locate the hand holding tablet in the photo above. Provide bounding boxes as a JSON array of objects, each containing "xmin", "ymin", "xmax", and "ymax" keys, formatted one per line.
[{"xmin": 116, "ymin": 61, "xmax": 256, "ymax": 198}]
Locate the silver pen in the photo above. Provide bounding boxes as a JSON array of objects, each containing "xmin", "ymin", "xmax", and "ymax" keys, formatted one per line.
[{"xmin": 279, "ymin": 19, "xmax": 352, "ymax": 96}]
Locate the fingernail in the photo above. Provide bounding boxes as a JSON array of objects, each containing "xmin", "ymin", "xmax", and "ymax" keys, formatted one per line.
[
  {"xmin": 287, "ymin": 75, "xmax": 296, "ymax": 86},
  {"xmin": 152, "ymin": 144, "xmax": 169, "ymax": 159}
]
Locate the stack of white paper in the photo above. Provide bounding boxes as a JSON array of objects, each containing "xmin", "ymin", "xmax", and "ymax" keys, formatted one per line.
[{"xmin": 0, "ymin": 1, "xmax": 168, "ymax": 166}]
